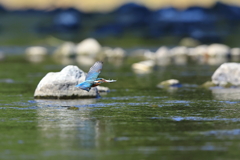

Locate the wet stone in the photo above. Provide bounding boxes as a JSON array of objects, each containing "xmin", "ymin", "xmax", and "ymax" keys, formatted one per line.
[{"xmin": 34, "ymin": 65, "xmax": 98, "ymax": 99}]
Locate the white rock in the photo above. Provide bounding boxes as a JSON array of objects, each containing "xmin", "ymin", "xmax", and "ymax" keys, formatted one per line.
[
  {"xmin": 194, "ymin": 45, "xmax": 208, "ymax": 56},
  {"xmin": 76, "ymin": 55, "xmax": 95, "ymax": 66},
  {"xmin": 231, "ymin": 48, "xmax": 240, "ymax": 62},
  {"xmin": 212, "ymin": 63, "xmax": 240, "ymax": 86},
  {"xmin": 34, "ymin": 65, "xmax": 98, "ymax": 99},
  {"xmin": 157, "ymin": 79, "xmax": 181, "ymax": 88},
  {"xmin": 26, "ymin": 46, "xmax": 48, "ymax": 56},
  {"xmin": 205, "ymin": 44, "xmax": 229, "ymax": 65},
  {"xmin": 53, "ymin": 42, "xmax": 75, "ymax": 57},
  {"xmin": 130, "ymin": 49, "xmax": 155, "ymax": 60},
  {"xmin": 104, "ymin": 47, "xmax": 126, "ymax": 59},
  {"xmin": 130, "ymin": 49, "xmax": 148, "ymax": 58},
  {"xmin": 75, "ymin": 38, "xmax": 101, "ymax": 56},
  {"xmin": 25, "ymin": 46, "xmax": 48, "ymax": 63},
  {"xmin": 170, "ymin": 46, "xmax": 188, "ymax": 65},
  {"xmin": 132, "ymin": 60, "xmax": 155, "ymax": 74},
  {"xmin": 155, "ymin": 47, "xmax": 171, "ymax": 66},
  {"xmin": 207, "ymin": 56, "xmax": 227, "ymax": 66},
  {"xmin": 207, "ymin": 43, "xmax": 229, "ymax": 57},
  {"xmin": 188, "ymin": 45, "xmax": 208, "ymax": 64},
  {"xmin": 104, "ymin": 47, "xmax": 126, "ymax": 66}
]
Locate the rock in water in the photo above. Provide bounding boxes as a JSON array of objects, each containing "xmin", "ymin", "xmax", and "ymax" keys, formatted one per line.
[
  {"xmin": 157, "ymin": 79, "xmax": 181, "ymax": 88},
  {"xmin": 34, "ymin": 65, "xmax": 98, "ymax": 99},
  {"xmin": 212, "ymin": 63, "xmax": 240, "ymax": 86}
]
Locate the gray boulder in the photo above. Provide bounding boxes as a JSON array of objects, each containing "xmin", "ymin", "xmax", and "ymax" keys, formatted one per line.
[
  {"xmin": 34, "ymin": 65, "xmax": 98, "ymax": 99},
  {"xmin": 212, "ymin": 63, "xmax": 240, "ymax": 86}
]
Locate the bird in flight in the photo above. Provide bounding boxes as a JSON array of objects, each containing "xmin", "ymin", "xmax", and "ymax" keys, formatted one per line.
[{"xmin": 76, "ymin": 61, "xmax": 116, "ymax": 92}]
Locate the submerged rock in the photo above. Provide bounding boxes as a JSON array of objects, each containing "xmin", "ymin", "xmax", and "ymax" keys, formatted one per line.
[
  {"xmin": 212, "ymin": 63, "xmax": 240, "ymax": 87},
  {"xmin": 34, "ymin": 65, "xmax": 98, "ymax": 99}
]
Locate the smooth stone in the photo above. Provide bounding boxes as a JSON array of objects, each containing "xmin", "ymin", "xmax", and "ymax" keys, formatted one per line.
[
  {"xmin": 34, "ymin": 65, "xmax": 98, "ymax": 99},
  {"xmin": 212, "ymin": 62, "xmax": 240, "ymax": 86}
]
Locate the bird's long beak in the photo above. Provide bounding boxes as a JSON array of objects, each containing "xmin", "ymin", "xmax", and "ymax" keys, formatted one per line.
[{"xmin": 104, "ymin": 80, "xmax": 117, "ymax": 83}]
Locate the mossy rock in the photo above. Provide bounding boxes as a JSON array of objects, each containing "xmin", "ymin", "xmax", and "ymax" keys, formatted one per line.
[
  {"xmin": 157, "ymin": 79, "xmax": 181, "ymax": 88},
  {"xmin": 201, "ymin": 81, "xmax": 216, "ymax": 88}
]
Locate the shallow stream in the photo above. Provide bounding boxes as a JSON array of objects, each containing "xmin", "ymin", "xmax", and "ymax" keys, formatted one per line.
[{"xmin": 0, "ymin": 55, "xmax": 240, "ymax": 160}]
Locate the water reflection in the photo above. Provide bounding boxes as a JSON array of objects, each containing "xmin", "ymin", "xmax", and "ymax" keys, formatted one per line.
[
  {"xmin": 36, "ymin": 99, "xmax": 100, "ymax": 148},
  {"xmin": 211, "ymin": 88, "xmax": 240, "ymax": 100}
]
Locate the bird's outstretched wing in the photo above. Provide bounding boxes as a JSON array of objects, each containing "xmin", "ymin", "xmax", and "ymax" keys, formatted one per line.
[{"xmin": 85, "ymin": 61, "xmax": 103, "ymax": 81}]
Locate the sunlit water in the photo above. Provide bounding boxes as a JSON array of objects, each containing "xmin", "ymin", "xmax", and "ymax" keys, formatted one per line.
[{"xmin": 0, "ymin": 55, "xmax": 240, "ymax": 160}]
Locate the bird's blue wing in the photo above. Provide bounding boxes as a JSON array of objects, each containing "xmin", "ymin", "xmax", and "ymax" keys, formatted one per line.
[
  {"xmin": 76, "ymin": 81, "xmax": 92, "ymax": 91},
  {"xmin": 85, "ymin": 61, "xmax": 103, "ymax": 81}
]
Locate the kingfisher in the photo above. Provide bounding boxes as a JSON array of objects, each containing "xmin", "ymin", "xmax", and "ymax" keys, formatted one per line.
[{"xmin": 76, "ymin": 61, "xmax": 116, "ymax": 92}]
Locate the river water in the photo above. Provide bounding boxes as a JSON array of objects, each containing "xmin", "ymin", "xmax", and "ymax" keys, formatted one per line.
[{"xmin": 0, "ymin": 55, "xmax": 240, "ymax": 160}]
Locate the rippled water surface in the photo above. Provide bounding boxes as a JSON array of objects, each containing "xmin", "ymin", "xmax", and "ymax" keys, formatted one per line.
[{"xmin": 1, "ymin": 56, "xmax": 240, "ymax": 160}]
